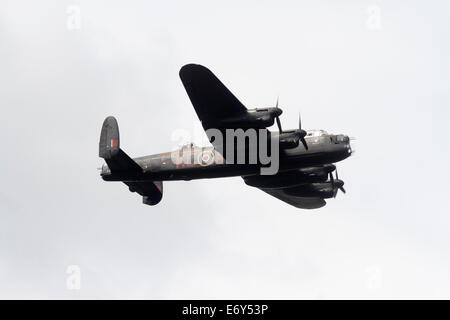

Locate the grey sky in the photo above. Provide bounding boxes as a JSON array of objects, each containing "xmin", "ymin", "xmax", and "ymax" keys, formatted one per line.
[{"xmin": 1, "ymin": 0, "xmax": 450, "ymax": 299}]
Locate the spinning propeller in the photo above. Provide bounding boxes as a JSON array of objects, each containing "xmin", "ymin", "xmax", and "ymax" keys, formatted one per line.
[
  {"xmin": 297, "ymin": 113, "xmax": 308, "ymax": 150},
  {"xmin": 275, "ymin": 97, "xmax": 283, "ymax": 133},
  {"xmin": 274, "ymin": 98, "xmax": 308, "ymax": 150},
  {"xmin": 329, "ymin": 169, "xmax": 346, "ymax": 198}
]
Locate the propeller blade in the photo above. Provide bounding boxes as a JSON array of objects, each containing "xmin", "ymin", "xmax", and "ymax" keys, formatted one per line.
[
  {"xmin": 300, "ymin": 137, "xmax": 308, "ymax": 150},
  {"xmin": 276, "ymin": 116, "xmax": 282, "ymax": 133},
  {"xmin": 275, "ymin": 97, "xmax": 282, "ymax": 133},
  {"xmin": 331, "ymin": 168, "xmax": 345, "ymax": 197},
  {"xmin": 297, "ymin": 112, "xmax": 308, "ymax": 149}
]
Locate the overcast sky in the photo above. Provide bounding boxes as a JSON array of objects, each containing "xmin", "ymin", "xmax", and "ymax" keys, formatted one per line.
[{"xmin": 1, "ymin": 0, "xmax": 450, "ymax": 299}]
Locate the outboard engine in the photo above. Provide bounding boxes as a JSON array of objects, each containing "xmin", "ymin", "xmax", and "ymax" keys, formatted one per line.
[
  {"xmin": 243, "ymin": 165, "xmax": 336, "ymax": 189},
  {"xmin": 221, "ymin": 107, "xmax": 282, "ymax": 129}
]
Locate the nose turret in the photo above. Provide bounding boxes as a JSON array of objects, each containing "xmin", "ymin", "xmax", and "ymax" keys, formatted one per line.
[
  {"xmin": 335, "ymin": 134, "xmax": 350, "ymax": 143},
  {"xmin": 333, "ymin": 134, "xmax": 352, "ymax": 157}
]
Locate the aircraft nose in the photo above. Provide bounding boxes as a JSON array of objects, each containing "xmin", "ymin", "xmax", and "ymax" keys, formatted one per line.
[
  {"xmin": 347, "ymin": 136, "xmax": 355, "ymax": 155},
  {"xmin": 338, "ymin": 135, "xmax": 352, "ymax": 154}
]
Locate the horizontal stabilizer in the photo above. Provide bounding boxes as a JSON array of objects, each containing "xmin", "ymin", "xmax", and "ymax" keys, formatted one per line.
[{"xmin": 99, "ymin": 116, "xmax": 162, "ymax": 206}]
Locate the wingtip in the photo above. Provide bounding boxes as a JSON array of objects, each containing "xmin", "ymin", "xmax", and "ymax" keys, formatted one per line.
[{"xmin": 179, "ymin": 63, "xmax": 211, "ymax": 78}]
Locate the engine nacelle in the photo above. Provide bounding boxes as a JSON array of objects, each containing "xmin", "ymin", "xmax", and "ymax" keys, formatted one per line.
[
  {"xmin": 279, "ymin": 132, "xmax": 300, "ymax": 149},
  {"xmin": 284, "ymin": 175, "xmax": 344, "ymax": 199},
  {"xmin": 244, "ymin": 165, "xmax": 333, "ymax": 189},
  {"xmin": 284, "ymin": 182, "xmax": 335, "ymax": 199},
  {"xmin": 221, "ymin": 107, "xmax": 282, "ymax": 129}
]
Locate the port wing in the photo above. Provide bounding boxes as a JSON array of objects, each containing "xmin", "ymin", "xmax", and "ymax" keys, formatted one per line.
[{"xmin": 179, "ymin": 64, "xmax": 247, "ymax": 125}]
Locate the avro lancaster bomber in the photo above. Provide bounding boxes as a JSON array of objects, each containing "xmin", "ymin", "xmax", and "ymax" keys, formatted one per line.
[{"xmin": 99, "ymin": 64, "xmax": 352, "ymax": 209}]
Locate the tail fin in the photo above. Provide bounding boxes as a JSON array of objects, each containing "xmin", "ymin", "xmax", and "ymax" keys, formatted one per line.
[
  {"xmin": 99, "ymin": 116, "xmax": 163, "ymax": 206},
  {"xmin": 99, "ymin": 116, "xmax": 142, "ymax": 173}
]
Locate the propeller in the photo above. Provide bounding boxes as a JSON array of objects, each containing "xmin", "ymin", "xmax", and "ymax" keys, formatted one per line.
[
  {"xmin": 298, "ymin": 113, "xmax": 308, "ymax": 150},
  {"xmin": 330, "ymin": 169, "xmax": 346, "ymax": 197},
  {"xmin": 273, "ymin": 97, "xmax": 308, "ymax": 150},
  {"xmin": 275, "ymin": 97, "xmax": 282, "ymax": 133}
]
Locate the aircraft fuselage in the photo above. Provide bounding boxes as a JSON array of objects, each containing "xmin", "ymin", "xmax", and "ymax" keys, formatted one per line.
[{"xmin": 101, "ymin": 132, "xmax": 352, "ymax": 182}]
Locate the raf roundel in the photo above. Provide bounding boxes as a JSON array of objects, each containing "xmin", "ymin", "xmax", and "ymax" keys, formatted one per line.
[{"xmin": 198, "ymin": 150, "xmax": 215, "ymax": 166}]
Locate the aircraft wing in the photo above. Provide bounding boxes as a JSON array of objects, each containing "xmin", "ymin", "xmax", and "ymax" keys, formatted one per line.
[
  {"xmin": 179, "ymin": 64, "xmax": 247, "ymax": 129},
  {"xmin": 259, "ymin": 188, "xmax": 326, "ymax": 209}
]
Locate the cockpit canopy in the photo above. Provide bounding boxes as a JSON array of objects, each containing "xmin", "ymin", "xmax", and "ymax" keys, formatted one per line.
[
  {"xmin": 181, "ymin": 142, "xmax": 196, "ymax": 149},
  {"xmin": 335, "ymin": 134, "xmax": 349, "ymax": 143},
  {"xmin": 306, "ymin": 130, "xmax": 328, "ymax": 137}
]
